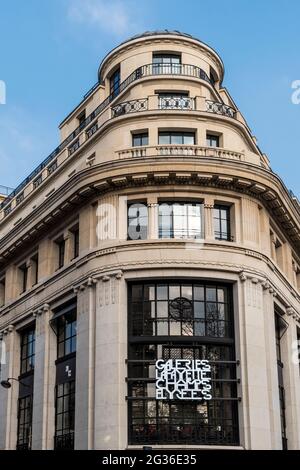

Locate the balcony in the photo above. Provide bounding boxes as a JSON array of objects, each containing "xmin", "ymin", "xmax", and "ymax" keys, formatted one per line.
[
  {"xmin": 206, "ymin": 100, "xmax": 236, "ymax": 118},
  {"xmin": 117, "ymin": 144, "xmax": 244, "ymax": 161}
]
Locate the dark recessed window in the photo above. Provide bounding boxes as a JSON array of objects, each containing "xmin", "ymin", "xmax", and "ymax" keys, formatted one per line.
[
  {"xmin": 56, "ymin": 239, "xmax": 65, "ymax": 269},
  {"xmin": 153, "ymin": 54, "xmax": 181, "ymax": 74},
  {"xmin": 73, "ymin": 228, "xmax": 79, "ymax": 259},
  {"xmin": 132, "ymin": 132, "xmax": 148, "ymax": 147},
  {"xmin": 158, "ymin": 131, "xmax": 195, "ymax": 145},
  {"xmin": 16, "ymin": 192, "xmax": 24, "ymax": 205},
  {"xmin": 57, "ymin": 309, "xmax": 77, "ymax": 358},
  {"xmin": 159, "ymin": 202, "xmax": 203, "ymax": 239},
  {"xmin": 33, "ymin": 175, "xmax": 42, "ymax": 189},
  {"xmin": 20, "ymin": 328, "xmax": 35, "ymax": 375},
  {"xmin": 54, "ymin": 381, "xmax": 75, "ymax": 450},
  {"xmin": 0, "ymin": 277, "xmax": 5, "ymax": 307},
  {"xmin": 128, "ymin": 202, "xmax": 148, "ymax": 240},
  {"xmin": 17, "ymin": 396, "xmax": 32, "ymax": 450},
  {"xmin": 110, "ymin": 68, "xmax": 120, "ymax": 98},
  {"xmin": 214, "ymin": 205, "xmax": 231, "ymax": 241},
  {"xmin": 77, "ymin": 110, "xmax": 86, "ymax": 129},
  {"xmin": 275, "ymin": 313, "xmax": 288, "ymax": 450},
  {"xmin": 206, "ymin": 134, "xmax": 220, "ymax": 147},
  {"xmin": 127, "ymin": 281, "xmax": 239, "ymax": 446},
  {"xmin": 48, "ymin": 160, "xmax": 58, "ymax": 175},
  {"xmin": 19, "ymin": 263, "xmax": 28, "ymax": 293}
]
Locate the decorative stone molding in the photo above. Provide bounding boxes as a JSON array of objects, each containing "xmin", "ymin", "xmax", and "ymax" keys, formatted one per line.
[
  {"xmin": 0, "ymin": 324, "xmax": 14, "ymax": 337},
  {"xmin": 239, "ymin": 272, "xmax": 247, "ymax": 282},
  {"xmin": 73, "ymin": 277, "xmax": 97, "ymax": 293}
]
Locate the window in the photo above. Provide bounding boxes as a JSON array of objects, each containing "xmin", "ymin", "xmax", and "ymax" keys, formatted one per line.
[
  {"xmin": 275, "ymin": 312, "xmax": 288, "ymax": 449},
  {"xmin": 77, "ymin": 110, "xmax": 86, "ymax": 129},
  {"xmin": 292, "ymin": 259, "xmax": 300, "ymax": 290},
  {"xmin": 31, "ymin": 253, "xmax": 39, "ymax": 286},
  {"xmin": 110, "ymin": 68, "xmax": 120, "ymax": 98},
  {"xmin": 56, "ymin": 238, "xmax": 65, "ymax": 269},
  {"xmin": 206, "ymin": 134, "xmax": 220, "ymax": 147},
  {"xmin": 33, "ymin": 175, "xmax": 42, "ymax": 189},
  {"xmin": 0, "ymin": 277, "xmax": 5, "ymax": 307},
  {"xmin": 159, "ymin": 202, "xmax": 203, "ymax": 239},
  {"xmin": 54, "ymin": 381, "xmax": 75, "ymax": 450},
  {"xmin": 48, "ymin": 160, "xmax": 58, "ymax": 175},
  {"xmin": 158, "ymin": 92, "xmax": 193, "ymax": 110},
  {"xmin": 73, "ymin": 228, "xmax": 79, "ymax": 259},
  {"xmin": 132, "ymin": 132, "xmax": 148, "ymax": 147},
  {"xmin": 158, "ymin": 131, "xmax": 195, "ymax": 145},
  {"xmin": 20, "ymin": 328, "xmax": 35, "ymax": 375},
  {"xmin": 270, "ymin": 230, "xmax": 284, "ymax": 270},
  {"xmin": 128, "ymin": 203, "xmax": 148, "ymax": 240},
  {"xmin": 19, "ymin": 263, "xmax": 28, "ymax": 293},
  {"xmin": 57, "ymin": 309, "xmax": 77, "ymax": 358},
  {"xmin": 214, "ymin": 205, "xmax": 231, "ymax": 241},
  {"xmin": 128, "ymin": 282, "xmax": 239, "ymax": 446},
  {"xmin": 17, "ymin": 396, "xmax": 32, "ymax": 450},
  {"xmin": 16, "ymin": 192, "xmax": 24, "ymax": 205},
  {"xmin": 153, "ymin": 54, "xmax": 181, "ymax": 74}
]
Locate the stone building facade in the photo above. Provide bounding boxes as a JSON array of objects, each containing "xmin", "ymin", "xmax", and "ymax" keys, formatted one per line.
[{"xmin": 0, "ymin": 31, "xmax": 300, "ymax": 450}]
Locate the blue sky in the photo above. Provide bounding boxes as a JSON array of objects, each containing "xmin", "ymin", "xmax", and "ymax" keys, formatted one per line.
[{"xmin": 0, "ymin": 0, "xmax": 300, "ymax": 196}]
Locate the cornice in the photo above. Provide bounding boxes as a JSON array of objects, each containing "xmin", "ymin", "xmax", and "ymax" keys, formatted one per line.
[{"xmin": 0, "ymin": 159, "xmax": 299, "ymax": 267}]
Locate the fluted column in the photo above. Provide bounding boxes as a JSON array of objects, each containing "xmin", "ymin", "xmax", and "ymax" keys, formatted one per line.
[
  {"xmin": 204, "ymin": 200, "xmax": 214, "ymax": 241},
  {"xmin": 31, "ymin": 304, "xmax": 56, "ymax": 449},
  {"xmin": 238, "ymin": 273, "xmax": 273, "ymax": 449},
  {"xmin": 0, "ymin": 325, "xmax": 18, "ymax": 449},
  {"xmin": 148, "ymin": 197, "xmax": 158, "ymax": 239},
  {"xmin": 74, "ymin": 277, "xmax": 97, "ymax": 449}
]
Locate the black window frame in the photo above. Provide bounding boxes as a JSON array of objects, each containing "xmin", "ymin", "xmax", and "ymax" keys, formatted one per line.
[
  {"xmin": 158, "ymin": 131, "xmax": 195, "ymax": 145},
  {"xmin": 206, "ymin": 134, "xmax": 220, "ymax": 148},
  {"xmin": 19, "ymin": 263, "xmax": 28, "ymax": 293},
  {"xmin": 158, "ymin": 201, "xmax": 204, "ymax": 240},
  {"xmin": 132, "ymin": 132, "xmax": 149, "ymax": 147},
  {"xmin": 20, "ymin": 327, "xmax": 35, "ymax": 375},
  {"xmin": 275, "ymin": 312, "xmax": 288, "ymax": 450},
  {"xmin": 110, "ymin": 68, "xmax": 121, "ymax": 98},
  {"xmin": 57, "ymin": 309, "xmax": 77, "ymax": 359},
  {"xmin": 214, "ymin": 205, "xmax": 231, "ymax": 241},
  {"xmin": 56, "ymin": 238, "xmax": 65, "ymax": 269},
  {"xmin": 127, "ymin": 202, "xmax": 148, "ymax": 241},
  {"xmin": 54, "ymin": 380, "xmax": 75, "ymax": 450},
  {"xmin": 16, "ymin": 395, "xmax": 33, "ymax": 450},
  {"xmin": 127, "ymin": 281, "xmax": 239, "ymax": 446}
]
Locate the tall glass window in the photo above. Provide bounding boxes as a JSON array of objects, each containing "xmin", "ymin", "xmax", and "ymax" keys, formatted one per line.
[
  {"xmin": 17, "ymin": 327, "xmax": 35, "ymax": 450},
  {"xmin": 214, "ymin": 205, "xmax": 231, "ymax": 241},
  {"xmin": 55, "ymin": 381, "xmax": 76, "ymax": 450},
  {"xmin": 275, "ymin": 313, "xmax": 288, "ymax": 449},
  {"xmin": 159, "ymin": 202, "xmax": 203, "ymax": 239},
  {"xmin": 110, "ymin": 68, "xmax": 120, "ymax": 98},
  {"xmin": 128, "ymin": 203, "xmax": 148, "ymax": 240},
  {"xmin": 57, "ymin": 309, "xmax": 77, "ymax": 358},
  {"xmin": 158, "ymin": 131, "xmax": 195, "ymax": 145},
  {"xmin": 127, "ymin": 282, "xmax": 239, "ymax": 446},
  {"xmin": 153, "ymin": 54, "xmax": 181, "ymax": 74}
]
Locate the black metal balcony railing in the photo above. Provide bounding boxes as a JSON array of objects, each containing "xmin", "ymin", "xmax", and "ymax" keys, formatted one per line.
[
  {"xmin": 206, "ymin": 100, "xmax": 236, "ymax": 118},
  {"xmin": 0, "ymin": 63, "xmax": 214, "ymax": 210},
  {"xmin": 111, "ymin": 98, "xmax": 148, "ymax": 118},
  {"xmin": 159, "ymin": 95, "xmax": 195, "ymax": 110}
]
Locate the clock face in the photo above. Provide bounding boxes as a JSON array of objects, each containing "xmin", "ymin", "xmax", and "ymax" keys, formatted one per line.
[{"xmin": 168, "ymin": 297, "xmax": 193, "ymax": 321}]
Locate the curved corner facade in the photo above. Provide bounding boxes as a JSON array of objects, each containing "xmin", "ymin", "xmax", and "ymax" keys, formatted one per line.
[{"xmin": 0, "ymin": 31, "xmax": 300, "ymax": 450}]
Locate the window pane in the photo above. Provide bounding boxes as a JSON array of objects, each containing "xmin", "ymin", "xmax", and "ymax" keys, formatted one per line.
[
  {"xmin": 158, "ymin": 133, "xmax": 170, "ymax": 145},
  {"xmin": 183, "ymin": 133, "xmax": 195, "ymax": 145},
  {"xmin": 170, "ymin": 133, "xmax": 183, "ymax": 144}
]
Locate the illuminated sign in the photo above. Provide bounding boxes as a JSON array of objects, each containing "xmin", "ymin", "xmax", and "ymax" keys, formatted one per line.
[{"xmin": 155, "ymin": 359, "xmax": 212, "ymax": 400}]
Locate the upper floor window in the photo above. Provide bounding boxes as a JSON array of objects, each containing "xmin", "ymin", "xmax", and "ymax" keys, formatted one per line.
[
  {"xmin": 0, "ymin": 276, "xmax": 5, "ymax": 307},
  {"xmin": 19, "ymin": 263, "xmax": 28, "ymax": 293},
  {"xmin": 214, "ymin": 205, "xmax": 231, "ymax": 241},
  {"xmin": 270, "ymin": 230, "xmax": 284, "ymax": 271},
  {"xmin": 132, "ymin": 132, "xmax": 148, "ymax": 147},
  {"xmin": 33, "ymin": 175, "xmax": 42, "ymax": 189},
  {"xmin": 292, "ymin": 259, "xmax": 300, "ymax": 291},
  {"xmin": 57, "ymin": 309, "xmax": 77, "ymax": 358},
  {"xmin": 158, "ymin": 131, "xmax": 195, "ymax": 145},
  {"xmin": 48, "ymin": 160, "xmax": 58, "ymax": 175},
  {"xmin": 158, "ymin": 92, "xmax": 193, "ymax": 110},
  {"xmin": 110, "ymin": 68, "xmax": 120, "ymax": 98},
  {"xmin": 20, "ymin": 327, "xmax": 35, "ymax": 375},
  {"xmin": 73, "ymin": 228, "xmax": 79, "ymax": 259},
  {"xmin": 159, "ymin": 202, "xmax": 204, "ymax": 239},
  {"xmin": 56, "ymin": 238, "xmax": 65, "ymax": 269},
  {"xmin": 77, "ymin": 110, "xmax": 86, "ymax": 129},
  {"xmin": 153, "ymin": 54, "xmax": 181, "ymax": 74},
  {"xmin": 206, "ymin": 133, "xmax": 220, "ymax": 147},
  {"xmin": 128, "ymin": 202, "xmax": 148, "ymax": 240},
  {"xmin": 31, "ymin": 253, "xmax": 39, "ymax": 286}
]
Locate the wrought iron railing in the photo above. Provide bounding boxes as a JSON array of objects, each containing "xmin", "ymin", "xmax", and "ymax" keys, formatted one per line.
[
  {"xmin": 111, "ymin": 98, "xmax": 148, "ymax": 118},
  {"xmin": 159, "ymin": 95, "xmax": 195, "ymax": 110},
  {"xmin": 0, "ymin": 63, "xmax": 213, "ymax": 209},
  {"xmin": 206, "ymin": 100, "xmax": 236, "ymax": 118}
]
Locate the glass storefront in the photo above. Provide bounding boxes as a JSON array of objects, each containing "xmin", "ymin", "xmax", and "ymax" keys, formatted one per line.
[{"xmin": 127, "ymin": 281, "xmax": 239, "ymax": 446}]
